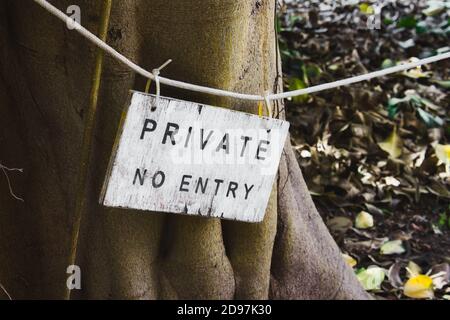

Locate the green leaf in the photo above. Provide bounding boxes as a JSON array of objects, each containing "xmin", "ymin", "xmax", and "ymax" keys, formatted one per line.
[
  {"xmin": 438, "ymin": 212, "xmax": 448, "ymax": 228},
  {"xmin": 356, "ymin": 266, "xmax": 386, "ymax": 291},
  {"xmin": 432, "ymin": 79, "xmax": 450, "ymax": 89},
  {"xmin": 381, "ymin": 59, "xmax": 395, "ymax": 69},
  {"xmin": 276, "ymin": 16, "xmax": 282, "ymax": 33},
  {"xmin": 417, "ymin": 108, "xmax": 444, "ymax": 128},
  {"xmin": 398, "ymin": 16, "xmax": 417, "ymax": 29},
  {"xmin": 303, "ymin": 64, "xmax": 322, "ymax": 80},
  {"xmin": 383, "ymin": 18, "xmax": 394, "ymax": 25},
  {"xmin": 416, "ymin": 21, "xmax": 428, "ymax": 34},
  {"xmin": 416, "ymin": 96, "xmax": 440, "ymax": 110},
  {"xmin": 387, "ymin": 92, "xmax": 441, "ymax": 121},
  {"xmin": 288, "ymin": 77, "xmax": 309, "ymax": 104},
  {"xmin": 387, "ymin": 96, "xmax": 410, "ymax": 118}
]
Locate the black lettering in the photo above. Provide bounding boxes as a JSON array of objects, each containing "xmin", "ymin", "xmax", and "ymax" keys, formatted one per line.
[
  {"xmin": 240, "ymin": 136, "xmax": 252, "ymax": 157},
  {"xmin": 162, "ymin": 122, "xmax": 179, "ymax": 145},
  {"xmin": 256, "ymin": 140, "xmax": 270, "ymax": 160},
  {"xmin": 226, "ymin": 181, "xmax": 238, "ymax": 198},
  {"xmin": 200, "ymin": 129, "xmax": 214, "ymax": 149},
  {"xmin": 184, "ymin": 127, "xmax": 193, "ymax": 148},
  {"xmin": 140, "ymin": 119, "xmax": 157, "ymax": 140},
  {"xmin": 180, "ymin": 175, "xmax": 192, "ymax": 192},
  {"xmin": 133, "ymin": 168, "xmax": 147, "ymax": 185},
  {"xmin": 195, "ymin": 177, "xmax": 209, "ymax": 194},
  {"xmin": 216, "ymin": 133, "xmax": 230, "ymax": 154},
  {"xmin": 244, "ymin": 184, "xmax": 254, "ymax": 200},
  {"xmin": 214, "ymin": 179, "xmax": 224, "ymax": 196},
  {"xmin": 152, "ymin": 171, "xmax": 165, "ymax": 188}
]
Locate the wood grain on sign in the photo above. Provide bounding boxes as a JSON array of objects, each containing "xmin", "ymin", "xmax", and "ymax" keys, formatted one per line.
[{"xmin": 100, "ymin": 91, "xmax": 290, "ymax": 222}]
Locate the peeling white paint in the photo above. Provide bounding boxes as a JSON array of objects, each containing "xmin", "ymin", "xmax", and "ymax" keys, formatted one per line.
[{"xmin": 101, "ymin": 91, "xmax": 289, "ymax": 222}]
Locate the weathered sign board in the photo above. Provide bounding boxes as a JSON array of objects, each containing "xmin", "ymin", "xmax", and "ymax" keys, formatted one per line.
[{"xmin": 100, "ymin": 91, "xmax": 290, "ymax": 222}]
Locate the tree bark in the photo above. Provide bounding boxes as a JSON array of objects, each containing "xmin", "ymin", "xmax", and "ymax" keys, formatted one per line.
[{"xmin": 0, "ymin": 0, "xmax": 370, "ymax": 300}]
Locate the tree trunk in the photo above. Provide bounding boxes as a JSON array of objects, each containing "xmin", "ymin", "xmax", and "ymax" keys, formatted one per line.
[{"xmin": 0, "ymin": 0, "xmax": 370, "ymax": 300}]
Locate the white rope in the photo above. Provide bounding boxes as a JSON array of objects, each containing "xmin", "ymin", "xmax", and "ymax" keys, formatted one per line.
[
  {"xmin": 34, "ymin": 0, "xmax": 450, "ymax": 102},
  {"xmin": 152, "ymin": 68, "xmax": 161, "ymax": 110},
  {"xmin": 264, "ymin": 92, "xmax": 273, "ymax": 118}
]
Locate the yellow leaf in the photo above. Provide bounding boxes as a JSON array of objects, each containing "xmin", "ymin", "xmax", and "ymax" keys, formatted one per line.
[
  {"xmin": 378, "ymin": 128, "xmax": 402, "ymax": 159},
  {"xmin": 403, "ymin": 66, "xmax": 432, "ymax": 79},
  {"xmin": 404, "ymin": 275, "xmax": 434, "ymax": 299},
  {"xmin": 406, "ymin": 261, "xmax": 422, "ymax": 278},
  {"xmin": 355, "ymin": 211, "xmax": 374, "ymax": 229},
  {"xmin": 434, "ymin": 144, "xmax": 450, "ymax": 176},
  {"xmin": 434, "ymin": 144, "xmax": 450, "ymax": 165},
  {"xmin": 359, "ymin": 3, "xmax": 374, "ymax": 15},
  {"xmin": 342, "ymin": 253, "xmax": 357, "ymax": 268}
]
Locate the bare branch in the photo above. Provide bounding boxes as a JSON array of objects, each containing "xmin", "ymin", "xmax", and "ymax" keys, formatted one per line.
[
  {"xmin": 0, "ymin": 162, "xmax": 24, "ymax": 202},
  {"xmin": 0, "ymin": 283, "xmax": 12, "ymax": 300}
]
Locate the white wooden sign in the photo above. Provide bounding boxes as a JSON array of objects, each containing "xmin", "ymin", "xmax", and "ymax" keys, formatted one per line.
[{"xmin": 100, "ymin": 91, "xmax": 290, "ymax": 222}]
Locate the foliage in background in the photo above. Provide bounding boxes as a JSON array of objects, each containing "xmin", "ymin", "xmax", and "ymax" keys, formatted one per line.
[{"xmin": 279, "ymin": 0, "xmax": 450, "ymax": 299}]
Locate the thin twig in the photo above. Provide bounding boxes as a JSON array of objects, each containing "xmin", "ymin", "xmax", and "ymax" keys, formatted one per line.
[
  {"xmin": 69, "ymin": 0, "xmax": 112, "ymax": 300},
  {"xmin": 0, "ymin": 162, "xmax": 24, "ymax": 202},
  {"xmin": 0, "ymin": 283, "xmax": 12, "ymax": 300}
]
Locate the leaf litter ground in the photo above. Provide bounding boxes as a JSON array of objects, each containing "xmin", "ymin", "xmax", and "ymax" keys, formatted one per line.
[{"xmin": 279, "ymin": 0, "xmax": 450, "ymax": 299}]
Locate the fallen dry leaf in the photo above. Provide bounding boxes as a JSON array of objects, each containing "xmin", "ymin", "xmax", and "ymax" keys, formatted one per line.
[
  {"xmin": 380, "ymin": 240, "xmax": 406, "ymax": 255},
  {"xmin": 357, "ymin": 266, "xmax": 386, "ymax": 291},
  {"xmin": 355, "ymin": 211, "xmax": 374, "ymax": 229},
  {"xmin": 378, "ymin": 127, "xmax": 403, "ymax": 159},
  {"xmin": 404, "ymin": 275, "xmax": 434, "ymax": 299},
  {"xmin": 342, "ymin": 253, "xmax": 357, "ymax": 268}
]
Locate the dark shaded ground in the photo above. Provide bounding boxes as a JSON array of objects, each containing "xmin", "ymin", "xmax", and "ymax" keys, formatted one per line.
[{"xmin": 279, "ymin": 0, "xmax": 450, "ymax": 299}]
